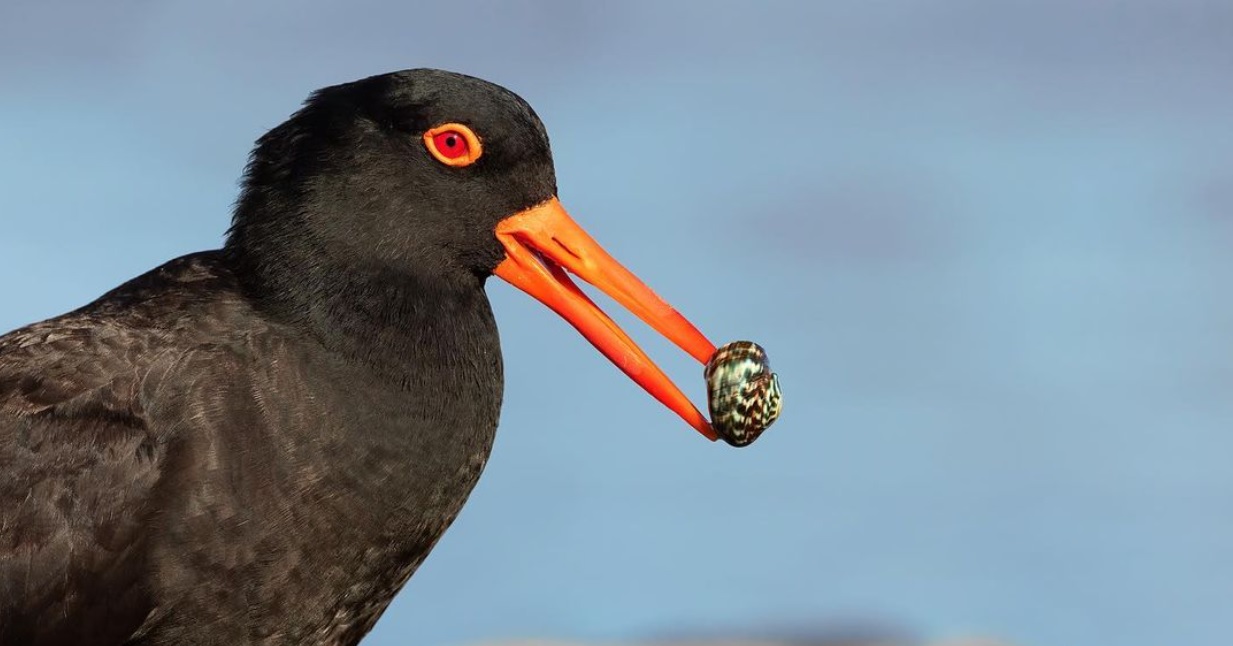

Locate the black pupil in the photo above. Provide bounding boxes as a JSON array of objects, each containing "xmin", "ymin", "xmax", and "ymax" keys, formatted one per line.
[{"xmin": 445, "ymin": 135, "xmax": 458, "ymax": 149}]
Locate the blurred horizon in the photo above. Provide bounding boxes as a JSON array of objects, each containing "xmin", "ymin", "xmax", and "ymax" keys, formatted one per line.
[{"xmin": 2, "ymin": 2, "xmax": 1231, "ymax": 645}]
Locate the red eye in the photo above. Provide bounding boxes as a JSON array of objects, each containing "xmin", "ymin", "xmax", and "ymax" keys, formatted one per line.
[
  {"xmin": 424, "ymin": 123, "xmax": 482, "ymax": 167},
  {"xmin": 433, "ymin": 131, "xmax": 468, "ymax": 158}
]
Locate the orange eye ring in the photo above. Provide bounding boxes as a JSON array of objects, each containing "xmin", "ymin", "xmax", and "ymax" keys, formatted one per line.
[{"xmin": 423, "ymin": 123, "xmax": 483, "ymax": 167}]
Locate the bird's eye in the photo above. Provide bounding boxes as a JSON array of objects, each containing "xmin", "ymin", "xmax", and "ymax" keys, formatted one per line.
[{"xmin": 423, "ymin": 123, "xmax": 482, "ymax": 167}]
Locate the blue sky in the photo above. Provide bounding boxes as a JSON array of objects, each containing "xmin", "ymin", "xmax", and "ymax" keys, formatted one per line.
[{"xmin": 2, "ymin": 2, "xmax": 1231, "ymax": 645}]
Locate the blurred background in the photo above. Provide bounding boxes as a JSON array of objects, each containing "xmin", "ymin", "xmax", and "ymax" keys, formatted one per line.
[{"xmin": 2, "ymin": 1, "xmax": 1230, "ymax": 645}]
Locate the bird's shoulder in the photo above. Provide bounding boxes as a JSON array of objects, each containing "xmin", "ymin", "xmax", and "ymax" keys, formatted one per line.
[{"xmin": 0, "ymin": 250, "xmax": 262, "ymax": 417}]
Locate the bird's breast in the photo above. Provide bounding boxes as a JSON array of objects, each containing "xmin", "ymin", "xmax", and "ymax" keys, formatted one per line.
[{"xmin": 145, "ymin": 305, "xmax": 504, "ymax": 641}]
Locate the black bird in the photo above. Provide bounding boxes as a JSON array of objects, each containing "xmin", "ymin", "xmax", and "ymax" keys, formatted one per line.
[{"xmin": 0, "ymin": 69, "xmax": 719, "ymax": 645}]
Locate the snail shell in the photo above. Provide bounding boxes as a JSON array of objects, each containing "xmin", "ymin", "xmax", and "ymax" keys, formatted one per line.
[{"xmin": 704, "ymin": 341, "xmax": 782, "ymax": 447}]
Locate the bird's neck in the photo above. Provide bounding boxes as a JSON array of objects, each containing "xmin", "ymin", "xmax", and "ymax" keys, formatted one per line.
[
  {"xmin": 227, "ymin": 245, "xmax": 499, "ymax": 385},
  {"xmin": 322, "ymin": 268, "xmax": 495, "ymax": 375}
]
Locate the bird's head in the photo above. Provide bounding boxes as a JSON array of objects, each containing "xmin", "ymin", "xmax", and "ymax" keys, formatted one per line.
[{"xmin": 228, "ymin": 68, "xmax": 718, "ymax": 439}]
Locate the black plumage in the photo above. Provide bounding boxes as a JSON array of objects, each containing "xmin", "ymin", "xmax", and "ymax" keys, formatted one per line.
[{"xmin": 1, "ymin": 69, "xmax": 558, "ymax": 645}]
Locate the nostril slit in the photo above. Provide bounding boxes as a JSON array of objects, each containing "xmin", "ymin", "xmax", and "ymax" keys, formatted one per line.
[{"xmin": 552, "ymin": 236, "xmax": 583, "ymax": 261}]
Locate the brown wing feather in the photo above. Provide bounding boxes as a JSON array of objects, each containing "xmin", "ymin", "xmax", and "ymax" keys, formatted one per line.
[
  {"xmin": 0, "ymin": 253, "xmax": 240, "ymax": 646},
  {"xmin": 0, "ymin": 318, "xmax": 171, "ymax": 644}
]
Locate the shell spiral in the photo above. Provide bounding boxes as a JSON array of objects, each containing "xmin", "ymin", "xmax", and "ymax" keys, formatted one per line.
[{"xmin": 704, "ymin": 341, "xmax": 782, "ymax": 447}]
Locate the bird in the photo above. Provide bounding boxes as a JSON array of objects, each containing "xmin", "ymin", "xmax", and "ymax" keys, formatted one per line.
[{"xmin": 0, "ymin": 69, "xmax": 721, "ymax": 645}]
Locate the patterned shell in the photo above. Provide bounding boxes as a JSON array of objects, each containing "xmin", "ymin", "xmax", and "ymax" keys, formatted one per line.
[{"xmin": 704, "ymin": 341, "xmax": 782, "ymax": 447}]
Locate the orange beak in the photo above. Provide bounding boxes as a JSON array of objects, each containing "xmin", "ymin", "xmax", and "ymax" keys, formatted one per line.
[{"xmin": 494, "ymin": 197, "xmax": 718, "ymax": 440}]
